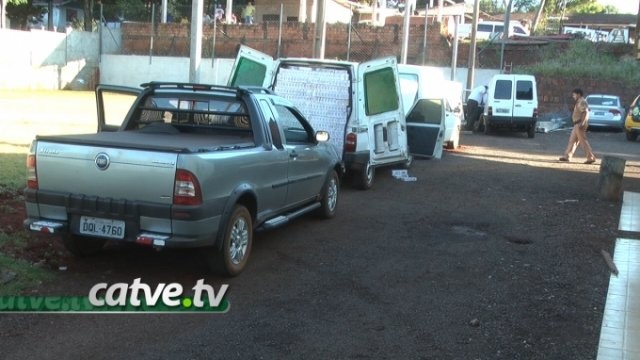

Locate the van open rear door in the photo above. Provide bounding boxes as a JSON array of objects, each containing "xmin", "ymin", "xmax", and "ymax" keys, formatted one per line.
[
  {"xmin": 228, "ymin": 45, "xmax": 274, "ymax": 88},
  {"xmin": 358, "ymin": 57, "xmax": 409, "ymax": 166},
  {"xmin": 406, "ymin": 98, "xmax": 445, "ymax": 159}
]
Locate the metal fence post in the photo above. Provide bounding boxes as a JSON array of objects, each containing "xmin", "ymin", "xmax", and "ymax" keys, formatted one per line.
[{"xmin": 347, "ymin": 5, "xmax": 352, "ymax": 61}]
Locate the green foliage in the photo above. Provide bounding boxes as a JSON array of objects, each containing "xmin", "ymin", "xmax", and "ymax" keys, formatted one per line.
[
  {"xmin": 517, "ymin": 40, "xmax": 640, "ymax": 87},
  {"xmin": 5, "ymin": 2, "xmax": 46, "ymax": 30}
]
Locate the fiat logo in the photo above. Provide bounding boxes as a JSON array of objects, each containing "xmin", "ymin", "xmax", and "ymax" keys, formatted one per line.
[{"xmin": 95, "ymin": 153, "xmax": 110, "ymax": 170}]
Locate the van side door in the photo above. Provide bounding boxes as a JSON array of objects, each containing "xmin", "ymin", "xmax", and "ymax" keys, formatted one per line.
[
  {"xmin": 406, "ymin": 98, "xmax": 444, "ymax": 159},
  {"xmin": 358, "ymin": 57, "xmax": 409, "ymax": 166},
  {"xmin": 227, "ymin": 45, "xmax": 274, "ymax": 88}
]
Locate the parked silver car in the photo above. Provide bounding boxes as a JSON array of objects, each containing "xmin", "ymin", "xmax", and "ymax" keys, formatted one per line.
[{"xmin": 585, "ymin": 94, "xmax": 625, "ymax": 130}]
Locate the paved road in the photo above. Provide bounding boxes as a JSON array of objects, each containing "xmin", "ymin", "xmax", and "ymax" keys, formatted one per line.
[{"xmin": 3, "ymin": 129, "xmax": 640, "ymax": 359}]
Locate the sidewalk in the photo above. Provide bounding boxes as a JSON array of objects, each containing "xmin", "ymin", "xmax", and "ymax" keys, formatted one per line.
[{"xmin": 597, "ymin": 192, "xmax": 640, "ymax": 359}]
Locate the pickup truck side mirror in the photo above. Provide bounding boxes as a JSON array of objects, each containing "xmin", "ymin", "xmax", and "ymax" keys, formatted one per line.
[{"xmin": 315, "ymin": 131, "xmax": 330, "ymax": 142}]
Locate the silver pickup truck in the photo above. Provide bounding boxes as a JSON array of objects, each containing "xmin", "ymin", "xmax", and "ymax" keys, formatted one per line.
[{"xmin": 24, "ymin": 83, "xmax": 343, "ymax": 276}]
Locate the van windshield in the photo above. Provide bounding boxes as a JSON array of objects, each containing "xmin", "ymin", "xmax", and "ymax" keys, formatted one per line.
[{"xmin": 495, "ymin": 80, "xmax": 513, "ymax": 100}]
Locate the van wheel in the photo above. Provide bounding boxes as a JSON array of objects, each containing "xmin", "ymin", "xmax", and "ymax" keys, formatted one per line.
[
  {"xmin": 527, "ymin": 126, "xmax": 536, "ymax": 138},
  {"xmin": 355, "ymin": 162, "xmax": 375, "ymax": 190},
  {"xmin": 401, "ymin": 154, "xmax": 413, "ymax": 169},
  {"xmin": 207, "ymin": 205, "xmax": 253, "ymax": 276},
  {"xmin": 317, "ymin": 170, "xmax": 339, "ymax": 219},
  {"xmin": 62, "ymin": 234, "xmax": 105, "ymax": 256}
]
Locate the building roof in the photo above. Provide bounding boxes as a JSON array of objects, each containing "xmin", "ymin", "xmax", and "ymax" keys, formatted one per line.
[{"xmin": 564, "ymin": 14, "xmax": 636, "ymax": 28}]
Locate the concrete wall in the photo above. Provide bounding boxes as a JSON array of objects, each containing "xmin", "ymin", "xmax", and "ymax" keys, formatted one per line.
[
  {"xmin": 99, "ymin": 53, "xmax": 499, "ymax": 92},
  {"xmin": 99, "ymin": 54, "xmax": 235, "ymax": 87},
  {"xmin": 0, "ymin": 27, "xmax": 121, "ymax": 90}
]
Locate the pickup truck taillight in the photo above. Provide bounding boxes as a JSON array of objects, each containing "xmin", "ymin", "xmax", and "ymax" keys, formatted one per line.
[
  {"xmin": 174, "ymin": 169, "xmax": 202, "ymax": 205},
  {"xmin": 26, "ymin": 154, "xmax": 38, "ymax": 189},
  {"xmin": 345, "ymin": 133, "xmax": 356, "ymax": 152}
]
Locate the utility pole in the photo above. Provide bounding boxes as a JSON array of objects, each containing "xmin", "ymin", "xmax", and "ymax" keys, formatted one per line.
[
  {"xmin": 500, "ymin": 0, "xmax": 513, "ymax": 72},
  {"xmin": 636, "ymin": 1, "xmax": 640, "ymax": 60},
  {"xmin": 466, "ymin": 0, "xmax": 480, "ymax": 94},
  {"xmin": 189, "ymin": 0, "xmax": 204, "ymax": 83},
  {"xmin": 312, "ymin": 0, "xmax": 326, "ymax": 59},
  {"xmin": 401, "ymin": 0, "xmax": 415, "ymax": 64}
]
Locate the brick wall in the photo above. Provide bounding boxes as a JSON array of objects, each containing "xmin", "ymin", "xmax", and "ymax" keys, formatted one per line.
[{"xmin": 119, "ymin": 22, "xmax": 637, "ymax": 116}]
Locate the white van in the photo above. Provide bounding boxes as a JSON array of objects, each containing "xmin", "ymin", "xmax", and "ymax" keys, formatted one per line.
[
  {"xmin": 228, "ymin": 45, "xmax": 411, "ymax": 189},
  {"xmin": 457, "ymin": 21, "xmax": 529, "ymax": 41},
  {"xmin": 397, "ymin": 64, "xmax": 463, "ymax": 151},
  {"xmin": 479, "ymin": 74, "xmax": 538, "ymax": 138}
]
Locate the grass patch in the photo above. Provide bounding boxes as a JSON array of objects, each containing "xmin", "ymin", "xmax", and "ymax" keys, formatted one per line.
[
  {"xmin": 0, "ymin": 231, "xmax": 58, "ymax": 295},
  {"xmin": 0, "ymin": 252, "xmax": 55, "ymax": 296},
  {"xmin": 0, "ymin": 153, "xmax": 26, "ymax": 193}
]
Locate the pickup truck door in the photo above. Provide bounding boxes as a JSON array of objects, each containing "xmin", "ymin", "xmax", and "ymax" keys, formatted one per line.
[
  {"xmin": 227, "ymin": 45, "xmax": 274, "ymax": 88},
  {"xmin": 406, "ymin": 98, "xmax": 445, "ymax": 159},
  {"xmin": 271, "ymin": 101, "xmax": 327, "ymax": 207},
  {"xmin": 358, "ymin": 57, "xmax": 409, "ymax": 166},
  {"xmin": 96, "ymin": 85, "xmax": 141, "ymax": 132}
]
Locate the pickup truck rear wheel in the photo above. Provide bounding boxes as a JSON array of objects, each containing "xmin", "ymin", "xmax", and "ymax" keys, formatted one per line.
[
  {"xmin": 209, "ymin": 205, "xmax": 253, "ymax": 276},
  {"xmin": 62, "ymin": 234, "xmax": 105, "ymax": 256},
  {"xmin": 317, "ymin": 170, "xmax": 339, "ymax": 219}
]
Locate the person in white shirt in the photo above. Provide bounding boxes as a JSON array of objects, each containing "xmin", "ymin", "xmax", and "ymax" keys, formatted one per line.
[{"xmin": 467, "ymin": 85, "xmax": 487, "ymax": 130}]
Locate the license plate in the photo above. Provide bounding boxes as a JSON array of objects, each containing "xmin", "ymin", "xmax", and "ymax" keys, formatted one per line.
[
  {"xmin": 495, "ymin": 108, "xmax": 510, "ymax": 114},
  {"xmin": 79, "ymin": 216, "xmax": 125, "ymax": 239},
  {"xmin": 594, "ymin": 111, "xmax": 605, "ymax": 116}
]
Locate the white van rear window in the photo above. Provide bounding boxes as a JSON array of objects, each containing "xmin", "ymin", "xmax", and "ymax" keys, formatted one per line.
[
  {"xmin": 494, "ymin": 80, "xmax": 512, "ymax": 100},
  {"xmin": 516, "ymin": 81, "xmax": 534, "ymax": 100}
]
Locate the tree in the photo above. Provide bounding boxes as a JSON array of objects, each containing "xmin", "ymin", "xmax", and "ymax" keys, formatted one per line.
[{"xmin": 5, "ymin": 0, "xmax": 46, "ymax": 30}]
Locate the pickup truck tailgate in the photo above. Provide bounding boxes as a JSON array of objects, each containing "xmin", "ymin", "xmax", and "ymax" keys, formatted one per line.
[{"xmin": 36, "ymin": 141, "xmax": 177, "ymax": 204}]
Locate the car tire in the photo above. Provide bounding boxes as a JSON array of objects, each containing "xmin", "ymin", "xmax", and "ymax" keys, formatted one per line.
[
  {"xmin": 208, "ymin": 204, "xmax": 253, "ymax": 276},
  {"xmin": 483, "ymin": 118, "xmax": 491, "ymax": 135},
  {"xmin": 527, "ymin": 126, "xmax": 535, "ymax": 138},
  {"xmin": 472, "ymin": 119, "xmax": 483, "ymax": 133},
  {"xmin": 62, "ymin": 234, "xmax": 105, "ymax": 256},
  {"xmin": 401, "ymin": 154, "xmax": 414, "ymax": 169},
  {"xmin": 355, "ymin": 161, "xmax": 375, "ymax": 190},
  {"xmin": 317, "ymin": 170, "xmax": 340, "ymax": 219},
  {"xmin": 626, "ymin": 131, "xmax": 638, "ymax": 142}
]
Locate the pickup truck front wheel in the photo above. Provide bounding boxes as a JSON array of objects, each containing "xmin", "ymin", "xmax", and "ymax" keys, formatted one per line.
[
  {"xmin": 62, "ymin": 234, "xmax": 105, "ymax": 256},
  {"xmin": 317, "ymin": 170, "xmax": 339, "ymax": 219},
  {"xmin": 209, "ymin": 205, "xmax": 253, "ymax": 276}
]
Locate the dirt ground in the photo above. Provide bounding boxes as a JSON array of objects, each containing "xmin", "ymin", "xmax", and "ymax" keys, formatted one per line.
[{"xmin": 2, "ymin": 121, "xmax": 640, "ymax": 358}]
